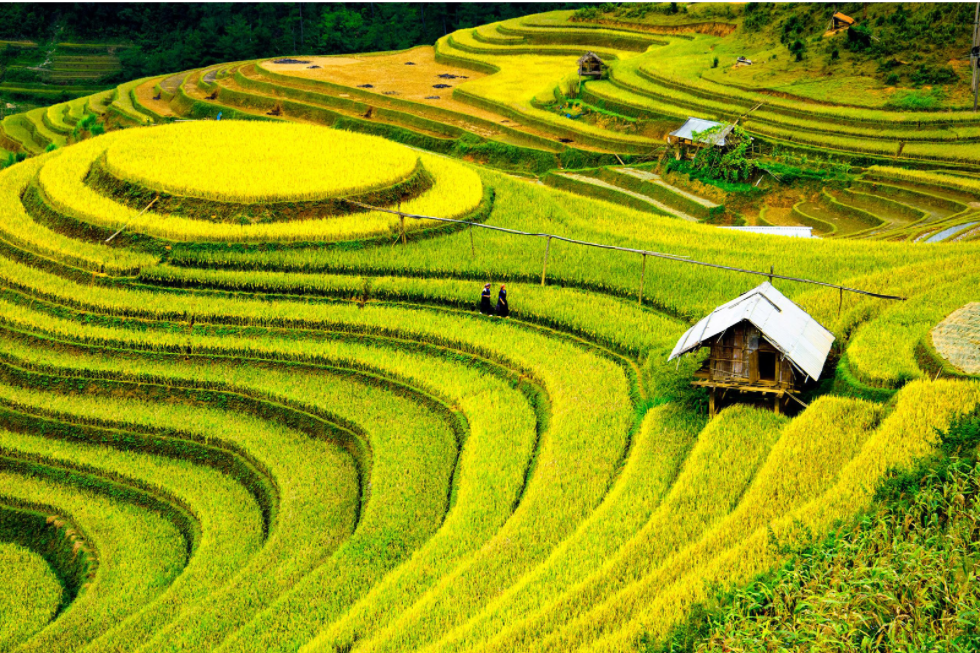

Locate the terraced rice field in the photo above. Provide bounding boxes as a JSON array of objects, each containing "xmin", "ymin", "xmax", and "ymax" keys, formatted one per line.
[
  {"xmin": 1, "ymin": 6, "xmax": 980, "ymax": 653},
  {"xmin": 0, "ymin": 113, "xmax": 976, "ymax": 652}
]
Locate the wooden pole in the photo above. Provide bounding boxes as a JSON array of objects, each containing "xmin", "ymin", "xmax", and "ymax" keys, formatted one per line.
[
  {"xmin": 398, "ymin": 199, "xmax": 406, "ymax": 245},
  {"xmin": 638, "ymin": 253, "xmax": 647, "ymax": 304},
  {"xmin": 541, "ymin": 236, "xmax": 552, "ymax": 286},
  {"xmin": 469, "ymin": 227, "xmax": 475, "ymax": 258}
]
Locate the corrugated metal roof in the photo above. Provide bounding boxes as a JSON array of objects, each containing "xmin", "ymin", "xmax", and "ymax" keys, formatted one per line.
[
  {"xmin": 668, "ymin": 282, "xmax": 835, "ymax": 381},
  {"xmin": 721, "ymin": 226, "xmax": 814, "ymax": 238},
  {"xmin": 669, "ymin": 118, "xmax": 732, "ymax": 147}
]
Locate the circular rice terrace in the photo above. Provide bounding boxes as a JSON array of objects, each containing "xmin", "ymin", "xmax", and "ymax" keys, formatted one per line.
[
  {"xmin": 25, "ymin": 121, "xmax": 485, "ymax": 248},
  {"xmin": 1, "ymin": 106, "xmax": 980, "ymax": 653}
]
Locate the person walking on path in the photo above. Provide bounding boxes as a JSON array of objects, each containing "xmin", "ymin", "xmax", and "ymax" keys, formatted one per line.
[
  {"xmin": 479, "ymin": 283, "xmax": 493, "ymax": 315},
  {"xmin": 496, "ymin": 284, "xmax": 509, "ymax": 318}
]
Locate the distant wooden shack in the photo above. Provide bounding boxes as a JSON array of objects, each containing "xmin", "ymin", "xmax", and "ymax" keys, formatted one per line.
[
  {"xmin": 831, "ymin": 11, "xmax": 856, "ymax": 31},
  {"xmin": 577, "ymin": 52, "xmax": 606, "ymax": 79},
  {"xmin": 666, "ymin": 117, "xmax": 734, "ymax": 151},
  {"xmin": 736, "ymin": 56, "xmax": 753, "ymax": 66},
  {"xmin": 668, "ymin": 282, "xmax": 835, "ymax": 415}
]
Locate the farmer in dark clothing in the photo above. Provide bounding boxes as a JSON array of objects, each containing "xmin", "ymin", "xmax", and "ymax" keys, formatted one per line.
[
  {"xmin": 496, "ymin": 284, "xmax": 509, "ymax": 318},
  {"xmin": 479, "ymin": 283, "xmax": 493, "ymax": 315}
]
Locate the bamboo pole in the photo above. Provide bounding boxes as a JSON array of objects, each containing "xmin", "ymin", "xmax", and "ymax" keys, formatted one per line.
[
  {"xmin": 105, "ymin": 197, "xmax": 158, "ymax": 243},
  {"xmin": 469, "ymin": 227, "xmax": 475, "ymax": 258},
  {"xmin": 541, "ymin": 236, "xmax": 552, "ymax": 286},
  {"xmin": 344, "ymin": 199, "xmax": 906, "ymax": 302},
  {"xmin": 638, "ymin": 253, "xmax": 647, "ymax": 304}
]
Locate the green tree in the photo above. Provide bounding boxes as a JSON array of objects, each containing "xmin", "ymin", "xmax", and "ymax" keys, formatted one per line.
[{"xmin": 690, "ymin": 125, "xmax": 755, "ymax": 183}]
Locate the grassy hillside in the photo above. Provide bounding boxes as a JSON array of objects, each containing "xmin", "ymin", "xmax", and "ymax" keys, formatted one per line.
[{"xmin": 0, "ymin": 4, "xmax": 978, "ymax": 653}]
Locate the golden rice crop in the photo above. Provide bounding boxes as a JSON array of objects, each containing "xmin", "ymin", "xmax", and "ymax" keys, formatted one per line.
[
  {"xmin": 0, "ymin": 469, "xmax": 187, "ymax": 653},
  {"xmin": 104, "ymin": 121, "xmax": 418, "ymax": 203},
  {"xmin": 867, "ymin": 165, "xmax": 980, "ymax": 197},
  {"xmin": 0, "ymin": 153, "xmax": 157, "ymax": 274},
  {"xmin": 0, "ymin": 542, "xmax": 62, "ymax": 649},
  {"xmin": 375, "ymin": 404, "xmax": 702, "ymax": 653},
  {"xmin": 530, "ymin": 396, "xmax": 879, "ymax": 653},
  {"xmin": 38, "ymin": 129, "xmax": 482, "ymax": 243},
  {"xmin": 846, "ymin": 272, "xmax": 980, "ymax": 387},
  {"xmin": 0, "ymin": 240, "xmax": 636, "ymax": 653},
  {"xmin": 588, "ymin": 379, "xmax": 980, "ymax": 652},
  {"xmin": 457, "ymin": 405, "xmax": 784, "ymax": 653}
]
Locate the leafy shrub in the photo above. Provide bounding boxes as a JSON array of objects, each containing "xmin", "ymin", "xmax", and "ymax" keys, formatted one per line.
[
  {"xmin": 884, "ymin": 72, "xmax": 900, "ymax": 85},
  {"xmin": 910, "ymin": 63, "xmax": 958, "ymax": 86},
  {"xmin": 572, "ymin": 6, "xmax": 602, "ymax": 20},
  {"xmin": 665, "ymin": 158, "xmax": 760, "ymax": 195},
  {"xmin": 885, "ymin": 88, "xmax": 945, "ymax": 110},
  {"xmin": 2, "ymin": 67, "xmax": 39, "ymax": 83},
  {"xmin": 788, "ymin": 39, "xmax": 806, "ymax": 61},
  {"xmin": 743, "ymin": 3, "xmax": 772, "ymax": 30},
  {"xmin": 711, "ymin": 57, "xmax": 718, "ymax": 69},
  {"xmin": 845, "ymin": 23, "xmax": 873, "ymax": 52},
  {"xmin": 2, "ymin": 151, "xmax": 26, "ymax": 169},
  {"xmin": 689, "ymin": 124, "xmax": 755, "ymax": 183}
]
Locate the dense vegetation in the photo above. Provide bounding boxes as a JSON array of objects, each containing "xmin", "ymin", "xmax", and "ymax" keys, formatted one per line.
[{"xmin": 0, "ymin": 4, "xmax": 575, "ymax": 79}]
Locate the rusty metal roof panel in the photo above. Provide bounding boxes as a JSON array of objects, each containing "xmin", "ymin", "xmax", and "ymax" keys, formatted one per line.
[{"xmin": 668, "ymin": 282, "xmax": 835, "ymax": 380}]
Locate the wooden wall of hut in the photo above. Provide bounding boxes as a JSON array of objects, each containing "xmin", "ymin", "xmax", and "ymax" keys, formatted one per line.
[{"xmin": 703, "ymin": 322, "xmax": 795, "ymax": 389}]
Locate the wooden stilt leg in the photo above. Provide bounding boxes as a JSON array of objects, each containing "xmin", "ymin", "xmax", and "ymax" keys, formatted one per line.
[
  {"xmin": 709, "ymin": 387, "xmax": 716, "ymax": 417},
  {"xmin": 774, "ymin": 393, "xmax": 781, "ymax": 415}
]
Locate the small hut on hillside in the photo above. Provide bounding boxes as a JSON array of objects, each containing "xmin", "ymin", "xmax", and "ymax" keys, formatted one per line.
[
  {"xmin": 666, "ymin": 117, "xmax": 734, "ymax": 154},
  {"xmin": 668, "ymin": 282, "xmax": 835, "ymax": 415},
  {"xmin": 831, "ymin": 11, "xmax": 856, "ymax": 31},
  {"xmin": 577, "ymin": 52, "xmax": 606, "ymax": 79}
]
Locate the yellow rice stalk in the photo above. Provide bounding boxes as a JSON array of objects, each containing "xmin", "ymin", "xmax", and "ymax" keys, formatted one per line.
[{"xmin": 103, "ymin": 121, "xmax": 418, "ymax": 203}]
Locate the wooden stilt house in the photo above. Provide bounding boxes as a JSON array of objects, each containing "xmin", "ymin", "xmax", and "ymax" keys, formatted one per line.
[
  {"xmin": 577, "ymin": 52, "xmax": 606, "ymax": 79},
  {"xmin": 668, "ymin": 282, "xmax": 835, "ymax": 415}
]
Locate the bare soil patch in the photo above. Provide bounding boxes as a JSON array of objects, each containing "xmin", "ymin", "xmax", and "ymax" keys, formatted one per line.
[
  {"xmin": 263, "ymin": 47, "xmax": 486, "ymax": 106},
  {"xmin": 259, "ymin": 46, "xmax": 575, "ymax": 149}
]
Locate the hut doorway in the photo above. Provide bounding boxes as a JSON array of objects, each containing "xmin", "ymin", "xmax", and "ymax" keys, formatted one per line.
[{"xmin": 758, "ymin": 351, "xmax": 777, "ymax": 382}]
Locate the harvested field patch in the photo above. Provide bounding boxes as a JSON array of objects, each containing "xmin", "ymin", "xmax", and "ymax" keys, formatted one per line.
[
  {"xmin": 264, "ymin": 47, "xmax": 487, "ymax": 108},
  {"xmin": 932, "ymin": 303, "xmax": 980, "ymax": 375},
  {"xmin": 134, "ymin": 77, "xmax": 175, "ymax": 117}
]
